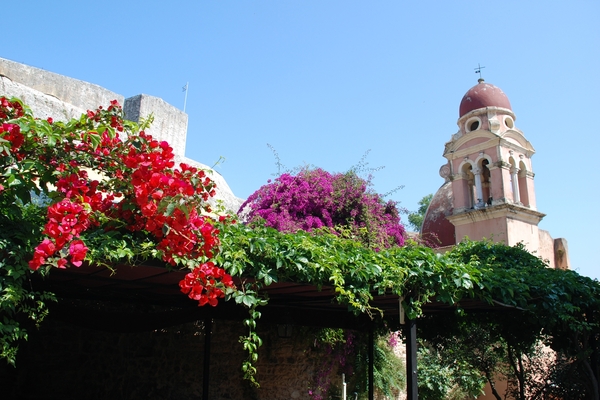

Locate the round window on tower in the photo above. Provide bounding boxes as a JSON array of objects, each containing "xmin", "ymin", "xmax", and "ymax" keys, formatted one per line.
[
  {"xmin": 504, "ymin": 116, "xmax": 514, "ymax": 129},
  {"xmin": 466, "ymin": 117, "xmax": 481, "ymax": 132}
]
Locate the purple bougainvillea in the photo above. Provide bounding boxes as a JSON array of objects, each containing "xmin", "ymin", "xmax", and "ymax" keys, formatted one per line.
[{"xmin": 238, "ymin": 168, "xmax": 405, "ymax": 249}]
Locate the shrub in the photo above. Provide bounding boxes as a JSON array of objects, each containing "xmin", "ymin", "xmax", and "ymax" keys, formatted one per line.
[{"xmin": 239, "ymin": 168, "xmax": 405, "ymax": 249}]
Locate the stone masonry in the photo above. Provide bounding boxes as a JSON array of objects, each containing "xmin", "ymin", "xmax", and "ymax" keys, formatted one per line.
[{"xmin": 0, "ymin": 57, "xmax": 244, "ymax": 212}]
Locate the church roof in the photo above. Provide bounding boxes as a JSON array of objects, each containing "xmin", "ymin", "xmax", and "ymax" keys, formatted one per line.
[
  {"xmin": 421, "ymin": 181, "xmax": 455, "ymax": 247},
  {"xmin": 459, "ymin": 80, "xmax": 512, "ymax": 117}
]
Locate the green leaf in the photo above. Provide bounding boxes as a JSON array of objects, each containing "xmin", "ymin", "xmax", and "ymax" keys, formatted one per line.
[{"xmin": 165, "ymin": 202, "xmax": 176, "ymax": 217}]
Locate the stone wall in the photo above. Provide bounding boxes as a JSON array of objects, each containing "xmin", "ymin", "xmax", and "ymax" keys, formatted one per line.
[
  {"xmin": 123, "ymin": 94, "xmax": 188, "ymax": 160},
  {"xmin": 0, "ymin": 303, "xmax": 335, "ymax": 400},
  {"xmin": 0, "ymin": 57, "xmax": 244, "ymax": 213},
  {"xmin": 0, "ymin": 58, "xmax": 123, "ymax": 113},
  {"xmin": 6, "ymin": 319, "xmax": 215, "ymax": 399}
]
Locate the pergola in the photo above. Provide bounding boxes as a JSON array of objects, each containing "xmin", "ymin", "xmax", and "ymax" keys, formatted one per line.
[{"xmin": 34, "ymin": 261, "xmax": 508, "ymax": 400}]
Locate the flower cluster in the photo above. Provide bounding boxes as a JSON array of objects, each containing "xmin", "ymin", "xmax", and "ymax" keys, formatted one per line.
[
  {"xmin": 107, "ymin": 132, "xmax": 219, "ymax": 264},
  {"xmin": 0, "ymin": 98, "xmax": 25, "ymax": 159},
  {"xmin": 179, "ymin": 261, "xmax": 235, "ymax": 306},
  {"xmin": 239, "ymin": 168, "xmax": 405, "ymax": 249},
  {"xmin": 0, "ymin": 123, "xmax": 24, "ymax": 155},
  {"xmin": 29, "ymin": 199, "xmax": 90, "ymax": 270},
  {"xmin": 0, "ymin": 97, "xmax": 24, "ymax": 119},
  {"xmin": 0, "ymin": 96, "xmax": 234, "ymax": 307}
]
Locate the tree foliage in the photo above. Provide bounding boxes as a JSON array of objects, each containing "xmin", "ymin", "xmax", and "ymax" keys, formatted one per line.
[
  {"xmin": 417, "ymin": 339, "xmax": 487, "ymax": 400},
  {"xmin": 417, "ymin": 241, "xmax": 600, "ymax": 399},
  {"xmin": 218, "ymin": 220, "xmax": 600, "ymax": 396},
  {"xmin": 407, "ymin": 193, "xmax": 432, "ymax": 232}
]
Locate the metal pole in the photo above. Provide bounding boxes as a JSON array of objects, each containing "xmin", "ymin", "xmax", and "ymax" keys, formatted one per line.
[
  {"xmin": 368, "ymin": 326, "xmax": 374, "ymax": 400},
  {"xmin": 406, "ymin": 318, "xmax": 418, "ymax": 400},
  {"xmin": 183, "ymin": 82, "xmax": 189, "ymax": 113}
]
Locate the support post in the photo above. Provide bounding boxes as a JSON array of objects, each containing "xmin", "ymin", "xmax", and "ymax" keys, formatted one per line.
[
  {"xmin": 406, "ymin": 318, "xmax": 418, "ymax": 400},
  {"xmin": 203, "ymin": 318, "xmax": 212, "ymax": 400},
  {"xmin": 369, "ymin": 326, "xmax": 374, "ymax": 400}
]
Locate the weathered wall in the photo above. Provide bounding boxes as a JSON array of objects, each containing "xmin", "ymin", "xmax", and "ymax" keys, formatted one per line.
[
  {"xmin": 0, "ymin": 69, "xmax": 101, "ymax": 123},
  {"xmin": 539, "ymin": 229, "xmax": 570, "ymax": 270},
  {"xmin": 553, "ymin": 238, "xmax": 570, "ymax": 270},
  {"xmin": 0, "ymin": 58, "xmax": 123, "ymax": 113},
  {"xmin": 123, "ymin": 94, "xmax": 188, "ymax": 159},
  {"xmin": 538, "ymin": 229, "xmax": 556, "ymax": 268},
  {"xmin": 0, "ymin": 57, "xmax": 244, "ymax": 213}
]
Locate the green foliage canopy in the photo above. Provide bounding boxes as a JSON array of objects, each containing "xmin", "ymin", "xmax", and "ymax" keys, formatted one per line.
[{"xmin": 421, "ymin": 241, "xmax": 600, "ymax": 399}]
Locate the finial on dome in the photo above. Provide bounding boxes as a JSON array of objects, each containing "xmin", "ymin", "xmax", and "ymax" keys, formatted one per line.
[
  {"xmin": 478, "ymin": 78, "xmax": 485, "ymax": 84},
  {"xmin": 474, "ymin": 63, "xmax": 485, "ymax": 80}
]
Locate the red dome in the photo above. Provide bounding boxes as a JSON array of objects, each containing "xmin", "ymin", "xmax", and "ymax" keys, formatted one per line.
[
  {"xmin": 421, "ymin": 181, "xmax": 455, "ymax": 248},
  {"xmin": 459, "ymin": 80, "xmax": 512, "ymax": 117}
]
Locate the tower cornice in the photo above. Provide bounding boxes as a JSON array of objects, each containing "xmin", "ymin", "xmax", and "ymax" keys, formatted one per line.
[
  {"xmin": 447, "ymin": 203, "xmax": 545, "ymax": 227},
  {"xmin": 457, "ymin": 106, "xmax": 515, "ymax": 126}
]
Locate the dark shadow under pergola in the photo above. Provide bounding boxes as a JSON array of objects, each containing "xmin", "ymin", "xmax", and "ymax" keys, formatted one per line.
[{"xmin": 33, "ymin": 262, "xmax": 513, "ymax": 400}]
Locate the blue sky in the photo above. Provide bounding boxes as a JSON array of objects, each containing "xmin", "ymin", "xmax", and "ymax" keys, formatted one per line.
[{"xmin": 3, "ymin": 1, "xmax": 599, "ymax": 280}]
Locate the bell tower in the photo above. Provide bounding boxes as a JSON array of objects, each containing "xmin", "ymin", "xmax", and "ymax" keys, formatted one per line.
[
  {"xmin": 421, "ymin": 78, "xmax": 569, "ymax": 269},
  {"xmin": 443, "ymin": 79, "xmax": 545, "ymax": 252}
]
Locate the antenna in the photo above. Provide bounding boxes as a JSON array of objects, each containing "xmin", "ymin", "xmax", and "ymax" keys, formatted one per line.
[
  {"xmin": 474, "ymin": 63, "xmax": 485, "ymax": 80},
  {"xmin": 182, "ymin": 82, "xmax": 189, "ymax": 113}
]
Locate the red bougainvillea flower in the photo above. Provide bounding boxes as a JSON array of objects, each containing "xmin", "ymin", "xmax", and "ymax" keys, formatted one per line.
[
  {"xmin": 179, "ymin": 262, "xmax": 235, "ymax": 307},
  {"xmin": 0, "ymin": 96, "xmax": 232, "ymax": 307},
  {"xmin": 0, "ymin": 123, "xmax": 24, "ymax": 154},
  {"xmin": 68, "ymin": 240, "xmax": 88, "ymax": 267},
  {"xmin": 29, "ymin": 239, "xmax": 56, "ymax": 271}
]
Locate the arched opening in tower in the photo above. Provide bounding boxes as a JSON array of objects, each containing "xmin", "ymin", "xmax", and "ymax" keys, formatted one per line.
[
  {"xmin": 518, "ymin": 160, "xmax": 530, "ymax": 207},
  {"xmin": 462, "ymin": 163, "xmax": 476, "ymax": 209},
  {"xmin": 480, "ymin": 159, "xmax": 492, "ymax": 205}
]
